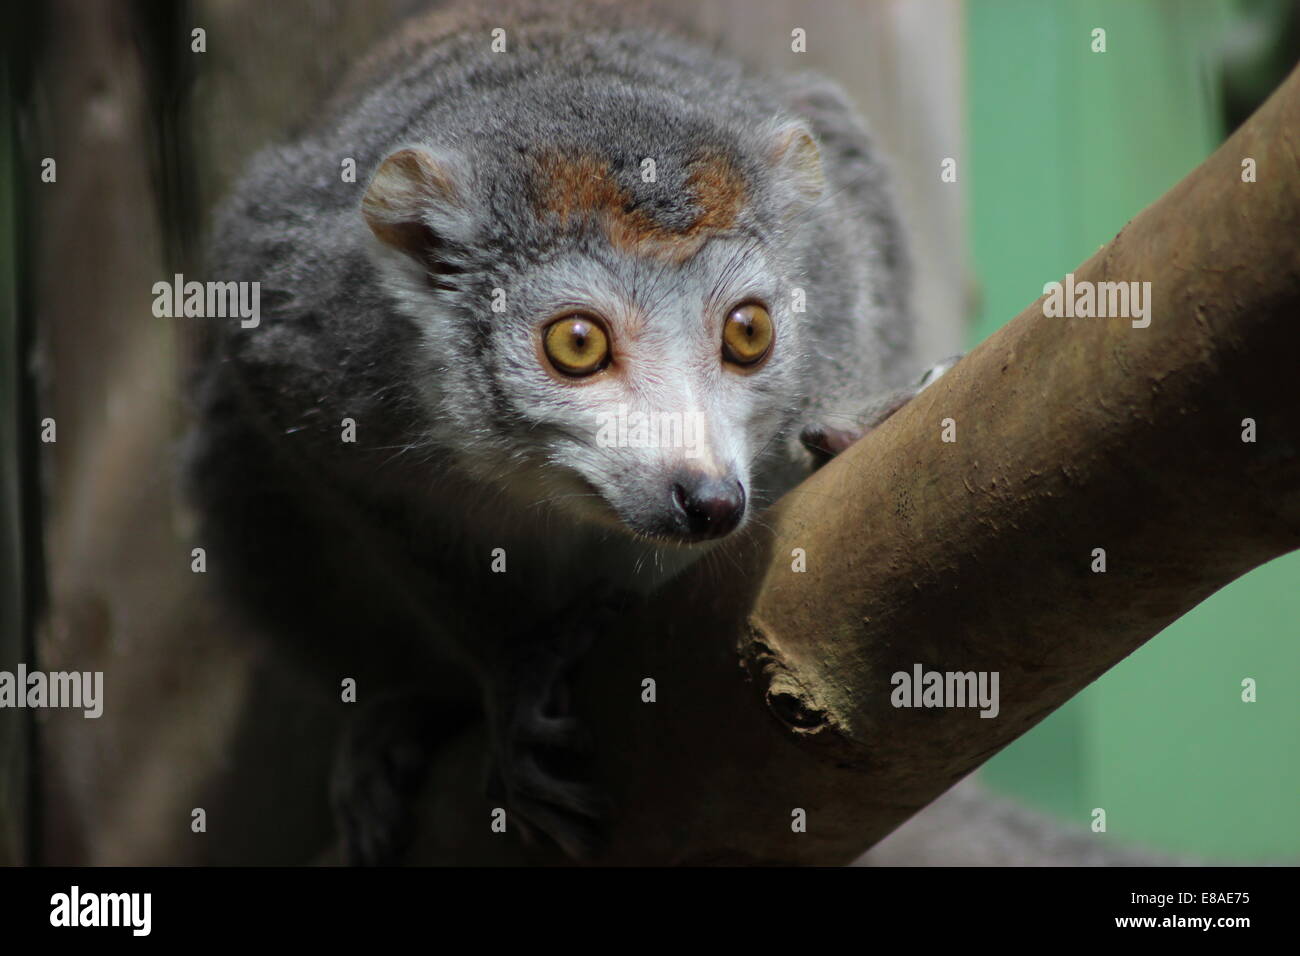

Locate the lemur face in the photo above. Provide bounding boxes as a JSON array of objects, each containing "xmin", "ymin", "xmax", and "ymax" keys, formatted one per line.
[
  {"xmin": 490, "ymin": 239, "xmax": 802, "ymax": 542},
  {"xmin": 362, "ymin": 119, "xmax": 824, "ymax": 543}
]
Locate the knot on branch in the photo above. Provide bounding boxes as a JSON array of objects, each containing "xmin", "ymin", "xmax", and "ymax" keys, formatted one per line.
[{"xmin": 738, "ymin": 621, "xmax": 831, "ymax": 734}]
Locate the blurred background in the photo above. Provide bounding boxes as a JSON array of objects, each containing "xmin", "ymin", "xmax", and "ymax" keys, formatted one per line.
[
  {"xmin": 1, "ymin": 0, "xmax": 1297, "ymax": 864},
  {"xmin": 967, "ymin": 0, "xmax": 1300, "ymax": 863}
]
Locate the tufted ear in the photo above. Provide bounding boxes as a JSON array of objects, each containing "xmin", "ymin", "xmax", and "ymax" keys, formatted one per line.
[
  {"xmin": 765, "ymin": 121, "xmax": 825, "ymax": 221},
  {"xmin": 362, "ymin": 146, "xmax": 473, "ymax": 286}
]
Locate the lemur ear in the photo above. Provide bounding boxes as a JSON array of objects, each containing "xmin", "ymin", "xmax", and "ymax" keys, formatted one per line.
[
  {"xmin": 362, "ymin": 146, "xmax": 473, "ymax": 272},
  {"xmin": 766, "ymin": 121, "xmax": 825, "ymax": 221}
]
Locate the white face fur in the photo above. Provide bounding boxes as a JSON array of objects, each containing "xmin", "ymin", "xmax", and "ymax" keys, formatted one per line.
[{"xmin": 413, "ymin": 235, "xmax": 806, "ymax": 544}]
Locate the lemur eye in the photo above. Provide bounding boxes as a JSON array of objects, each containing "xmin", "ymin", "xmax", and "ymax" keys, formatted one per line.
[
  {"xmin": 543, "ymin": 315, "xmax": 610, "ymax": 377},
  {"xmin": 722, "ymin": 302, "xmax": 773, "ymax": 367}
]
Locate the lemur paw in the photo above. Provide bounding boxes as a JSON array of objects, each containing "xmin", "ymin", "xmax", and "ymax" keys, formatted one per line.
[
  {"xmin": 801, "ymin": 353, "xmax": 963, "ymax": 467},
  {"xmin": 485, "ymin": 590, "xmax": 627, "ymax": 860},
  {"xmin": 330, "ymin": 693, "xmax": 458, "ymax": 866}
]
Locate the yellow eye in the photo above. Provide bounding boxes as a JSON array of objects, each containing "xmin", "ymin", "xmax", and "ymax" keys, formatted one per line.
[
  {"xmin": 543, "ymin": 315, "xmax": 610, "ymax": 376},
  {"xmin": 722, "ymin": 302, "xmax": 773, "ymax": 366}
]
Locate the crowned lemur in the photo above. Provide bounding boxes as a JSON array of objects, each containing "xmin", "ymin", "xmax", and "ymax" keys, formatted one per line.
[{"xmin": 188, "ymin": 0, "xmax": 960, "ymax": 864}]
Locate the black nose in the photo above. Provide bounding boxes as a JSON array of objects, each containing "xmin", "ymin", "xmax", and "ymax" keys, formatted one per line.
[{"xmin": 670, "ymin": 472, "xmax": 746, "ymax": 539}]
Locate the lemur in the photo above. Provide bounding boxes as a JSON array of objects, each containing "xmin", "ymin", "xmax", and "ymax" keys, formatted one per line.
[{"xmin": 187, "ymin": 0, "xmax": 954, "ymax": 863}]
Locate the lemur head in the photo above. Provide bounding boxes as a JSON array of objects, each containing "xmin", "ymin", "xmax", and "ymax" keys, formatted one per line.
[{"xmin": 361, "ymin": 111, "xmax": 825, "ymax": 543}]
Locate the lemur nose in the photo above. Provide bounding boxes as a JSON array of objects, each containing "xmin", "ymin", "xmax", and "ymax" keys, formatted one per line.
[{"xmin": 671, "ymin": 472, "xmax": 746, "ymax": 539}]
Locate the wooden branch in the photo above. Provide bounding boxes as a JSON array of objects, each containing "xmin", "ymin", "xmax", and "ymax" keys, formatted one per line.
[{"xmin": 409, "ymin": 64, "xmax": 1300, "ymax": 866}]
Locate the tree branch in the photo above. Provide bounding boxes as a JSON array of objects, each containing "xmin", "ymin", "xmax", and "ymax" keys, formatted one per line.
[{"xmin": 408, "ymin": 64, "xmax": 1300, "ymax": 866}]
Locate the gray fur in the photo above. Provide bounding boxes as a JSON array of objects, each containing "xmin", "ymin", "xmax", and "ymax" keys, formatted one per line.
[
  {"xmin": 193, "ymin": 2, "xmax": 915, "ymax": 625},
  {"xmin": 188, "ymin": 0, "xmax": 923, "ymax": 859}
]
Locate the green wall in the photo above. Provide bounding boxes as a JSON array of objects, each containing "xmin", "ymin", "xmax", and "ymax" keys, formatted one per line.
[{"xmin": 968, "ymin": 0, "xmax": 1299, "ymax": 860}]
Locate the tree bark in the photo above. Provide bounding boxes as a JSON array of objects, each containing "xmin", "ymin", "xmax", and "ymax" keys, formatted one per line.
[{"xmin": 409, "ymin": 62, "xmax": 1300, "ymax": 865}]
